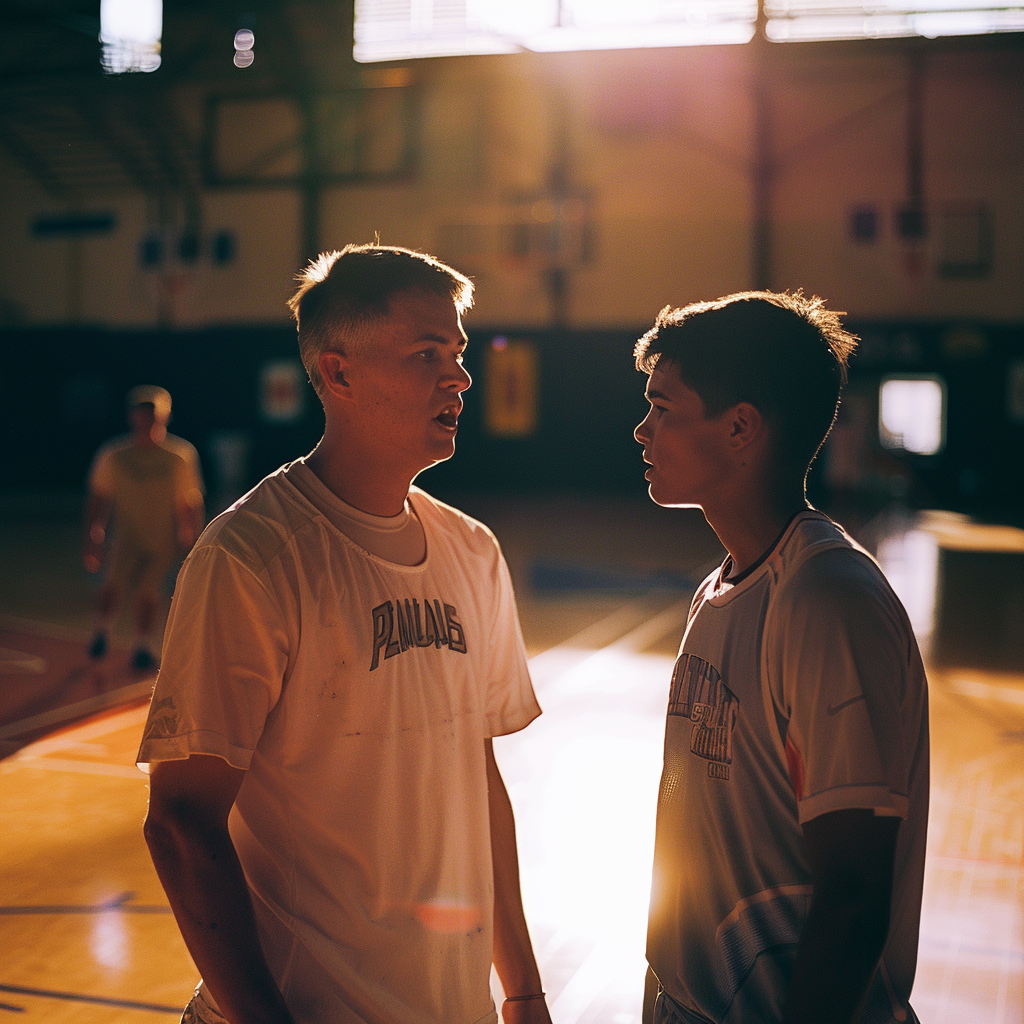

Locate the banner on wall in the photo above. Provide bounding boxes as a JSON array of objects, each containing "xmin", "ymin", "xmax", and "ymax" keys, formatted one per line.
[
  {"xmin": 260, "ymin": 360, "xmax": 306, "ymax": 423},
  {"xmin": 484, "ymin": 337, "xmax": 538, "ymax": 438}
]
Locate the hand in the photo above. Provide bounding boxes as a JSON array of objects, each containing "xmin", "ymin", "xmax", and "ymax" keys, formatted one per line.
[
  {"xmin": 83, "ymin": 544, "xmax": 102, "ymax": 573},
  {"xmin": 501, "ymin": 996, "xmax": 552, "ymax": 1024}
]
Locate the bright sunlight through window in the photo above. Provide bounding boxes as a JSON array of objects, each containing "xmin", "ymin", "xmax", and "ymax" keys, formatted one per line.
[
  {"xmin": 355, "ymin": 0, "xmax": 1024, "ymax": 60},
  {"xmin": 100, "ymin": 0, "xmax": 162, "ymax": 74},
  {"xmin": 879, "ymin": 376, "xmax": 946, "ymax": 456},
  {"xmin": 354, "ymin": 0, "xmax": 758, "ymax": 62},
  {"xmin": 765, "ymin": 1, "xmax": 1024, "ymax": 42}
]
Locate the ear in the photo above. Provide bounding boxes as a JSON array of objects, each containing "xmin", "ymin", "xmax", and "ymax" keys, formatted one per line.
[
  {"xmin": 724, "ymin": 402, "xmax": 765, "ymax": 452},
  {"xmin": 318, "ymin": 350, "xmax": 353, "ymax": 399}
]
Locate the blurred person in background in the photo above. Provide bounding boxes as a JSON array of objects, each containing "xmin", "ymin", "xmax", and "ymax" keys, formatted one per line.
[
  {"xmin": 138, "ymin": 245, "xmax": 552, "ymax": 1024},
  {"xmin": 634, "ymin": 292, "xmax": 929, "ymax": 1024},
  {"xmin": 83, "ymin": 384, "xmax": 205, "ymax": 672}
]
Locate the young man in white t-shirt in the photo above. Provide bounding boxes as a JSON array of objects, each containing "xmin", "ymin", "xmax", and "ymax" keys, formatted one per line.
[
  {"xmin": 83, "ymin": 385, "xmax": 205, "ymax": 671},
  {"xmin": 139, "ymin": 245, "xmax": 553, "ymax": 1024},
  {"xmin": 634, "ymin": 293, "xmax": 929, "ymax": 1024}
]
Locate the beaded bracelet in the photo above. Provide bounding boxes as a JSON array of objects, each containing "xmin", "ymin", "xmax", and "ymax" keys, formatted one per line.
[{"xmin": 504, "ymin": 993, "xmax": 546, "ymax": 1002}]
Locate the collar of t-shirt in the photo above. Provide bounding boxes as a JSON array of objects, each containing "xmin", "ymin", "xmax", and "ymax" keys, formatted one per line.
[
  {"xmin": 720, "ymin": 508, "xmax": 807, "ymax": 588},
  {"xmin": 286, "ymin": 460, "xmax": 427, "ymax": 566}
]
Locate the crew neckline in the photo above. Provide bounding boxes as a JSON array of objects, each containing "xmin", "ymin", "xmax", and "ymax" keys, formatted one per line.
[
  {"xmin": 283, "ymin": 460, "xmax": 430, "ymax": 570},
  {"xmin": 290, "ymin": 460, "xmax": 416, "ymax": 532},
  {"xmin": 720, "ymin": 508, "xmax": 815, "ymax": 588}
]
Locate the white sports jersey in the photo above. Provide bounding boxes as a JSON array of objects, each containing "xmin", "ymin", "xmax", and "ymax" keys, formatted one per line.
[
  {"xmin": 137, "ymin": 462, "xmax": 541, "ymax": 1024},
  {"xmin": 89, "ymin": 433, "xmax": 204, "ymax": 550},
  {"xmin": 647, "ymin": 511, "xmax": 929, "ymax": 1024}
]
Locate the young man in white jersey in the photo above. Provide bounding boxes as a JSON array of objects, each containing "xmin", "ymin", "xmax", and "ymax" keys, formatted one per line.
[
  {"xmin": 634, "ymin": 292, "xmax": 928, "ymax": 1024},
  {"xmin": 83, "ymin": 385, "xmax": 205, "ymax": 671},
  {"xmin": 139, "ymin": 245, "xmax": 552, "ymax": 1024}
]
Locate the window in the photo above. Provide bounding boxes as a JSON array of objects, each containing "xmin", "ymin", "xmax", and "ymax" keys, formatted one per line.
[
  {"xmin": 879, "ymin": 376, "xmax": 946, "ymax": 456},
  {"xmin": 354, "ymin": 0, "xmax": 757, "ymax": 62},
  {"xmin": 765, "ymin": 1, "xmax": 1024, "ymax": 42},
  {"xmin": 100, "ymin": 0, "xmax": 162, "ymax": 73}
]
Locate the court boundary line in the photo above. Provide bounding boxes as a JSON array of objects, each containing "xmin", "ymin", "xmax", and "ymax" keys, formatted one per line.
[
  {"xmin": 0, "ymin": 983, "xmax": 180, "ymax": 1014},
  {"xmin": 0, "ymin": 681, "xmax": 153, "ymax": 741},
  {"xmin": 0, "ymin": 614, "xmax": 95, "ymax": 645}
]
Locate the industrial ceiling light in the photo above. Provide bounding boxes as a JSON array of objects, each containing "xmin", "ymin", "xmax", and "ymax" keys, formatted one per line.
[
  {"xmin": 234, "ymin": 28, "xmax": 255, "ymax": 68},
  {"xmin": 100, "ymin": 0, "xmax": 162, "ymax": 74}
]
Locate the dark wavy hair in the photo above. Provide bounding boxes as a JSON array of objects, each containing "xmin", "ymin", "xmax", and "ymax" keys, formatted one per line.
[{"xmin": 635, "ymin": 290, "xmax": 858, "ymax": 475}]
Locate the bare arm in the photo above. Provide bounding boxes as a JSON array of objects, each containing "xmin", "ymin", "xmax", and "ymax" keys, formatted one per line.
[
  {"xmin": 82, "ymin": 492, "xmax": 112, "ymax": 573},
  {"xmin": 782, "ymin": 808, "xmax": 899, "ymax": 1024},
  {"xmin": 176, "ymin": 495, "xmax": 206, "ymax": 553},
  {"xmin": 486, "ymin": 739, "xmax": 552, "ymax": 1024},
  {"xmin": 144, "ymin": 754, "xmax": 295, "ymax": 1024}
]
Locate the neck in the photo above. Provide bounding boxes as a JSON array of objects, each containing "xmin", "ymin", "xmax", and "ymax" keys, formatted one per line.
[
  {"xmin": 306, "ymin": 425, "xmax": 414, "ymax": 518},
  {"xmin": 704, "ymin": 480, "xmax": 809, "ymax": 578}
]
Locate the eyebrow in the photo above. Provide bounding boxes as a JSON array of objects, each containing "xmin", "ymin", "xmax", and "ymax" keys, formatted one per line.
[
  {"xmin": 645, "ymin": 387, "xmax": 671, "ymax": 403},
  {"xmin": 415, "ymin": 333, "xmax": 467, "ymax": 349}
]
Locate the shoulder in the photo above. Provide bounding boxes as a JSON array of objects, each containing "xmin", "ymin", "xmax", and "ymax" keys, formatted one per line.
[
  {"xmin": 194, "ymin": 467, "xmax": 319, "ymax": 576},
  {"xmin": 775, "ymin": 527, "xmax": 908, "ymax": 639},
  {"xmin": 161, "ymin": 433, "xmax": 200, "ymax": 464},
  {"xmin": 93, "ymin": 435, "xmax": 132, "ymax": 463},
  {"xmin": 411, "ymin": 487, "xmax": 503, "ymax": 558}
]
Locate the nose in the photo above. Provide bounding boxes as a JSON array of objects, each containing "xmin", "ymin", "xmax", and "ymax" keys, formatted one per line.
[
  {"xmin": 635, "ymin": 410, "xmax": 652, "ymax": 445},
  {"xmin": 445, "ymin": 359, "xmax": 472, "ymax": 393}
]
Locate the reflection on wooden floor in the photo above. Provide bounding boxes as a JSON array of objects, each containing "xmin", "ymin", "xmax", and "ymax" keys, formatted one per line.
[{"xmin": 1, "ymin": 506, "xmax": 1022, "ymax": 1022}]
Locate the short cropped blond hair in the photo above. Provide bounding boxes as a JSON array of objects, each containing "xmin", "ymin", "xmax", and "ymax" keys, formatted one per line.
[{"xmin": 287, "ymin": 244, "xmax": 474, "ymax": 398}]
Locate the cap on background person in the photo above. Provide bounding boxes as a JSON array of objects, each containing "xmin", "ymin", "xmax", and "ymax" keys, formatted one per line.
[{"xmin": 127, "ymin": 385, "xmax": 172, "ymax": 422}]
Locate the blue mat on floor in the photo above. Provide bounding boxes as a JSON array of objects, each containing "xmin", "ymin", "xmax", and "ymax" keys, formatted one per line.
[{"xmin": 529, "ymin": 560, "xmax": 698, "ymax": 594}]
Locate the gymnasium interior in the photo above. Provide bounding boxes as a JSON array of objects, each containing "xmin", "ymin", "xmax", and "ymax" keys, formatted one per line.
[{"xmin": 0, "ymin": 1, "xmax": 1022, "ymax": 1021}]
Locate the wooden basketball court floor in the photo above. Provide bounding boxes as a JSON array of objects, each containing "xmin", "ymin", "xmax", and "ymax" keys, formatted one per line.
[{"xmin": 1, "ymin": 499, "xmax": 1022, "ymax": 1023}]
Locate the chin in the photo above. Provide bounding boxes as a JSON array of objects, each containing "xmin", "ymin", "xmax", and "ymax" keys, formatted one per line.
[{"xmin": 648, "ymin": 483, "xmax": 698, "ymax": 509}]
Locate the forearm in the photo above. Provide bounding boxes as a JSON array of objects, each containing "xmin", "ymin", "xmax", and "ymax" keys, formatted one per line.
[
  {"xmin": 82, "ymin": 494, "xmax": 111, "ymax": 571},
  {"xmin": 144, "ymin": 813, "xmax": 294, "ymax": 1024},
  {"xmin": 176, "ymin": 499, "xmax": 206, "ymax": 552},
  {"xmin": 781, "ymin": 895, "xmax": 888, "ymax": 1024},
  {"xmin": 490, "ymin": 790, "xmax": 542, "ymax": 995},
  {"xmin": 486, "ymin": 742, "xmax": 551, "ymax": 1024}
]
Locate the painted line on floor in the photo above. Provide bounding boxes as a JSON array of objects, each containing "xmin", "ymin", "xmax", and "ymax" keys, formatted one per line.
[
  {"xmin": 5, "ymin": 756, "xmax": 142, "ymax": 779},
  {"xmin": 0, "ymin": 984, "xmax": 180, "ymax": 1014},
  {"xmin": 6, "ymin": 703, "xmax": 151, "ymax": 753},
  {"xmin": 947, "ymin": 677, "xmax": 1024, "ymax": 707},
  {"xmin": 0, "ymin": 904, "xmax": 171, "ymax": 915},
  {"xmin": 0, "ymin": 681, "xmax": 153, "ymax": 741}
]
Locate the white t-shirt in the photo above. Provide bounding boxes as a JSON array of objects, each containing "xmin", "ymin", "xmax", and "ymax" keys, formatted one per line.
[
  {"xmin": 647, "ymin": 511, "xmax": 929, "ymax": 1024},
  {"xmin": 89, "ymin": 433, "xmax": 204, "ymax": 550},
  {"xmin": 137, "ymin": 462, "xmax": 541, "ymax": 1024}
]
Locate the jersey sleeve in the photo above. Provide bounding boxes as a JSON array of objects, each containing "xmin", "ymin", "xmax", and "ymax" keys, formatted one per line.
[
  {"xmin": 136, "ymin": 542, "xmax": 289, "ymax": 772},
  {"xmin": 767, "ymin": 548, "xmax": 921, "ymax": 825},
  {"xmin": 483, "ymin": 549, "xmax": 541, "ymax": 738},
  {"xmin": 87, "ymin": 445, "xmax": 116, "ymax": 497}
]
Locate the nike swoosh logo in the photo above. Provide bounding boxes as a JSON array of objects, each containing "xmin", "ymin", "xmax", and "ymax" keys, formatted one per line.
[{"xmin": 828, "ymin": 694, "xmax": 866, "ymax": 716}]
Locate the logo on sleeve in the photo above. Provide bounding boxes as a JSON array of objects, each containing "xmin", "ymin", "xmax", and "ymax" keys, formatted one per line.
[
  {"xmin": 668, "ymin": 653, "xmax": 737, "ymax": 780},
  {"xmin": 370, "ymin": 598, "xmax": 467, "ymax": 671}
]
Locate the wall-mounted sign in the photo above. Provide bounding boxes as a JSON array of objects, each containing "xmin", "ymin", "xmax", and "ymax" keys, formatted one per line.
[
  {"xmin": 485, "ymin": 337, "xmax": 538, "ymax": 438},
  {"xmin": 260, "ymin": 360, "xmax": 306, "ymax": 423}
]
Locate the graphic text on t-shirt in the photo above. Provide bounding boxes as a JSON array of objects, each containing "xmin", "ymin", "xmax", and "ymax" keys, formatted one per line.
[
  {"xmin": 370, "ymin": 598, "xmax": 467, "ymax": 670},
  {"xmin": 668, "ymin": 652, "xmax": 738, "ymax": 779}
]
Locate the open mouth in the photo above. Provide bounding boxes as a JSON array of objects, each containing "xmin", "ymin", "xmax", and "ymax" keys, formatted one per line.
[{"xmin": 435, "ymin": 406, "xmax": 460, "ymax": 430}]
